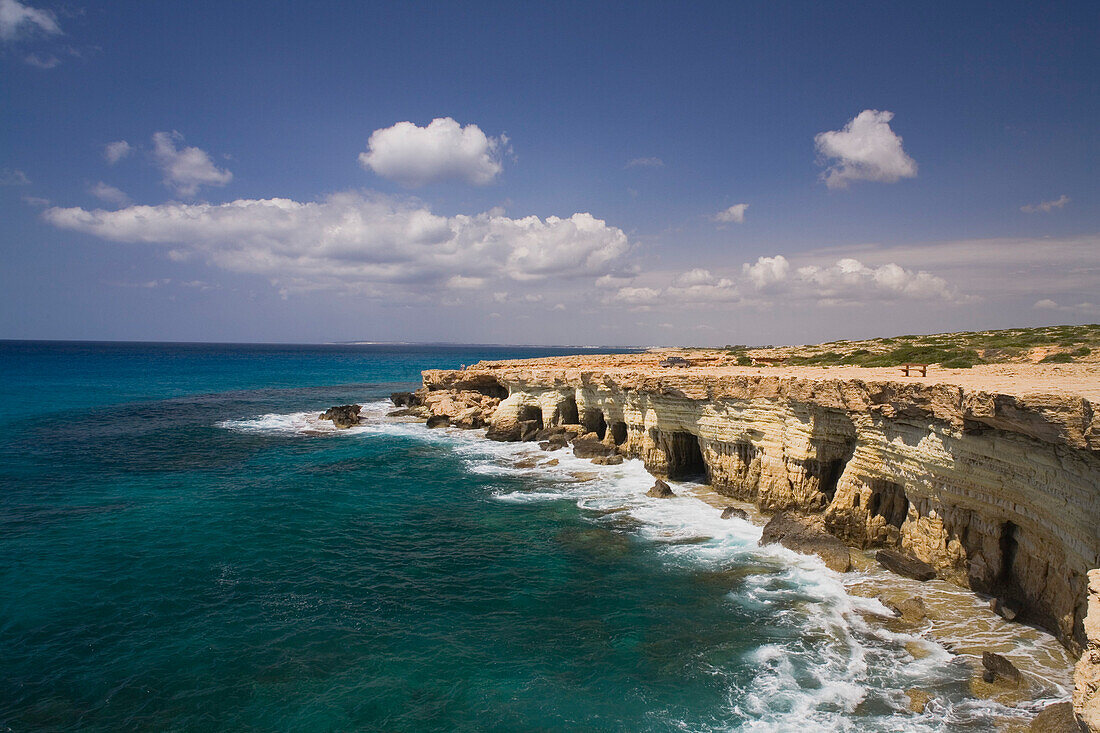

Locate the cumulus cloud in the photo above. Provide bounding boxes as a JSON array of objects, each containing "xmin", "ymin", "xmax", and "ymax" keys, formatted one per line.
[
  {"xmin": 89, "ymin": 181, "xmax": 130, "ymax": 207},
  {"xmin": 1032, "ymin": 299, "xmax": 1100, "ymax": 316},
  {"xmin": 0, "ymin": 0, "xmax": 60, "ymax": 42},
  {"xmin": 793, "ymin": 258, "xmax": 961, "ymax": 304},
  {"xmin": 815, "ymin": 110, "xmax": 917, "ymax": 189},
  {"xmin": 0, "ymin": 167, "xmax": 30, "ymax": 185},
  {"xmin": 673, "ymin": 268, "xmax": 716, "ymax": 287},
  {"xmin": 713, "ymin": 203, "xmax": 748, "ymax": 224},
  {"xmin": 152, "ymin": 131, "xmax": 233, "ymax": 197},
  {"xmin": 742, "ymin": 255, "xmax": 789, "ymax": 289},
  {"xmin": 359, "ymin": 117, "xmax": 508, "ymax": 187},
  {"xmin": 42, "ymin": 192, "xmax": 631, "ymax": 298},
  {"xmin": 104, "ymin": 140, "xmax": 132, "ymax": 164},
  {"xmin": 626, "ymin": 157, "xmax": 664, "ymax": 168},
  {"xmin": 1020, "ymin": 195, "xmax": 1069, "ymax": 214}
]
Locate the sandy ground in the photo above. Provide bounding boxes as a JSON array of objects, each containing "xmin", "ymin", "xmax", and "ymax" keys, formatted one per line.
[{"xmin": 471, "ymin": 352, "xmax": 1100, "ymax": 403}]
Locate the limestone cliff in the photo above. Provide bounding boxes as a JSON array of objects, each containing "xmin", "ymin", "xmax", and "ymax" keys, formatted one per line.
[{"xmin": 418, "ymin": 360, "xmax": 1099, "ymax": 726}]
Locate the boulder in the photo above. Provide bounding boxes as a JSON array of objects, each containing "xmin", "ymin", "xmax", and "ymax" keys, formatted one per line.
[
  {"xmin": 426, "ymin": 415, "xmax": 451, "ymax": 429},
  {"xmin": 880, "ymin": 595, "xmax": 927, "ymax": 622},
  {"xmin": 591, "ymin": 455, "xmax": 624, "ymax": 465},
  {"xmin": 990, "ymin": 597, "xmax": 1021, "ymax": 622},
  {"xmin": 759, "ymin": 512, "xmax": 852, "ymax": 573},
  {"xmin": 647, "ymin": 479, "xmax": 675, "ymax": 498},
  {"xmin": 534, "ymin": 426, "xmax": 567, "ymax": 442},
  {"xmin": 572, "ymin": 439, "xmax": 617, "ymax": 459},
  {"xmin": 318, "ymin": 404, "xmax": 362, "ymax": 428},
  {"xmin": 1029, "ymin": 702, "xmax": 1078, "ymax": 732},
  {"xmin": 982, "ymin": 651, "xmax": 1022, "ymax": 684},
  {"xmin": 540, "ymin": 436, "xmax": 568, "ymax": 451},
  {"xmin": 721, "ymin": 506, "xmax": 748, "ymax": 520},
  {"xmin": 876, "ymin": 549, "xmax": 937, "ymax": 581},
  {"xmin": 390, "ymin": 391, "xmax": 420, "ymax": 407},
  {"xmin": 486, "ymin": 423, "xmax": 521, "ymax": 441},
  {"xmin": 518, "ymin": 419, "xmax": 541, "ymax": 442}
]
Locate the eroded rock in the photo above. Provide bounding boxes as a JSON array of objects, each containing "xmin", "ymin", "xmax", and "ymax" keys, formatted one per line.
[
  {"xmin": 759, "ymin": 512, "xmax": 852, "ymax": 573},
  {"xmin": 319, "ymin": 404, "xmax": 362, "ymax": 428},
  {"xmin": 982, "ymin": 651, "xmax": 1022, "ymax": 684},
  {"xmin": 426, "ymin": 415, "xmax": 450, "ymax": 429},
  {"xmin": 721, "ymin": 506, "xmax": 748, "ymax": 520},
  {"xmin": 876, "ymin": 549, "xmax": 937, "ymax": 581},
  {"xmin": 647, "ymin": 479, "xmax": 675, "ymax": 498}
]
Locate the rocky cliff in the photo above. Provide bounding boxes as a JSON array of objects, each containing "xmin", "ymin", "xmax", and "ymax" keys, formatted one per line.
[{"xmin": 416, "ymin": 359, "xmax": 1100, "ymax": 729}]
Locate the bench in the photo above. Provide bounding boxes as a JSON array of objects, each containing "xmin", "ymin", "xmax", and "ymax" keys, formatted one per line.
[{"xmin": 900, "ymin": 363, "xmax": 928, "ymax": 377}]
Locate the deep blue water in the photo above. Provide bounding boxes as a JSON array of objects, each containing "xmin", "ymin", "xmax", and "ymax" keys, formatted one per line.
[{"xmin": 0, "ymin": 342, "xmax": 1067, "ymax": 731}]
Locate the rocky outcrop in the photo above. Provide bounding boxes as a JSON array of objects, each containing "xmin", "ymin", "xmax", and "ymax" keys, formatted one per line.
[
  {"xmin": 1076, "ymin": 569, "xmax": 1100, "ymax": 731},
  {"xmin": 319, "ymin": 404, "xmax": 362, "ymax": 428},
  {"xmin": 647, "ymin": 479, "xmax": 675, "ymax": 498},
  {"xmin": 876, "ymin": 549, "xmax": 937, "ymax": 581},
  {"xmin": 417, "ymin": 362, "xmax": 1099, "ymax": 656},
  {"xmin": 759, "ymin": 512, "xmax": 852, "ymax": 573}
]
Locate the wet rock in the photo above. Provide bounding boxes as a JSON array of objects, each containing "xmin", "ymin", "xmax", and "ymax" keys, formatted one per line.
[
  {"xmin": 541, "ymin": 459, "xmax": 559, "ymax": 467},
  {"xmin": 876, "ymin": 549, "xmax": 937, "ymax": 581},
  {"xmin": 426, "ymin": 415, "xmax": 450, "ymax": 429},
  {"xmin": 486, "ymin": 423, "xmax": 521, "ymax": 441},
  {"xmin": 514, "ymin": 458, "xmax": 538, "ymax": 468},
  {"xmin": 906, "ymin": 640, "xmax": 933, "ymax": 660},
  {"xmin": 387, "ymin": 408, "xmax": 420, "ymax": 418},
  {"xmin": 906, "ymin": 688, "xmax": 933, "ymax": 713},
  {"xmin": 591, "ymin": 455, "xmax": 624, "ymax": 465},
  {"xmin": 518, "ymin": 419, "xmax": 541, "ymax": 442},
  {"xmin": 759, "ymin": 512, "xmax": 852, "ymax": 573},
  {"xmin": 534, "ymin": 426, "xmax": 567, "ymax": 442},
  {"xmin": 1029, "ymin": 701, "xmax": 1078, "ymax": 732},
  {"xmin": 318, "ymin": 404, "xmax": 362, "ymax": 428},
  {"xmin": 721, "ymin": 506, "xmax": 748, "ymax": 520},
  {"xmin": 572, "ymin": 439, "xmax": 617, "ymax": 459},
  {"xmin": 647, "ymin": 479, "xmax": 675, "ymax": 498},
  {"xmin": 982, "ymin": 651, "xmax": 1022, "ymax": 684},
  {"xmin": 540, "ymin": 435, "xmax": 568, "ymax": 451},
  {"xmin": 990, "ymin": 597, "xmax": 1021, "ymax": 622},
  {"xmin": 880, "ymin": 595, "xmax": 927, "ymax": 622},
  {"xmin": 390, "ymin": 391, "xmax": 420, "ymax": 407}
]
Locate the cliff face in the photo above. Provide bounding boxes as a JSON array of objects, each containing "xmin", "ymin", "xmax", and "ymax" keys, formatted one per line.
[{"xmin": 421, "ymin": 364, "xmax": 1100, "ymax": 659}]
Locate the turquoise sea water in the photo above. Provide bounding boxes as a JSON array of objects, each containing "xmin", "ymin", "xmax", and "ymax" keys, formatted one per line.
[{"xmin": 0, "ymin": 342, "xmax": 1071, "ymax": 731}]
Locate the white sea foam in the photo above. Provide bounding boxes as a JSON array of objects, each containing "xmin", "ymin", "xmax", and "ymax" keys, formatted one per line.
[{"xmin": 217, "ymin": 399, "xmax": 1072, "ymax": 730}]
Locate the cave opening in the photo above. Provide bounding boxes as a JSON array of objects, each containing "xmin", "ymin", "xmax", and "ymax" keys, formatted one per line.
[
  {"xmin": 559, "ymin": 395, "xmax": 579, "ymax": 425},
  {"xmin": 997, "ymin": 521, "xmax": 1019, "ymax": 588},
  {"xmin": 610, "ymin": 421, "xmax": 628, "ymax": 446},
  {"xmin": 661, "ymin": 431, "xmax": 706, "ymax": 480},
  {"xmin": 475, "ymin": 379, "xmax": 508, "ymax": 400},
  {"xmin": 583, "ymin": 408, "xmax": 607, "ymax": 440},
  {"xmin": 516, "ymin": 404, "xmax": 544, "ymax": 431},
  {"xmin": 867, "ymin": 480, "xmax": 909, "ymax": 528}
]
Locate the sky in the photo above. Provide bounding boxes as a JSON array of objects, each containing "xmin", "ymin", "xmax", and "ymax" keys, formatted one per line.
[{"xmin": 2, "ymin": 1, "xmax": 1098, "ymax": 346}]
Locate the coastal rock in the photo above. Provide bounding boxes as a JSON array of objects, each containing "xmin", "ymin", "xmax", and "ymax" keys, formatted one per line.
[
  {"xmin": 880, "ymin": 595, "xmax": 927, "ymax": 622},
  {"xmin": 760, "ymin": 512, "xmax": 852, "ymax": 573},
  {"xmin": 721, "ymin": 506, "xmax": 748, "ymax": 520},
  {"xmin": 1074, "ymin": 569, "xmax": 1100, "ymax": 732},
  {"xmin": 982, "ymin": 651, "xmax": 1022, "ymax": 684},
  {"xmin": 573, "ymin": 439, "xmax": 617, "ymax": 459},
  {"xmin": 390, "ymin": 391, "xmax": 420, "ymax": 407},
  {"xmin": 540, "ymin": 437, "xmax": 568, "ymax": 451},
  {"xmin": 318, "ymin": 404, "xmax": 362, "ymax": 428},
  {"xmin": 420, "ymin": 358, "xmax": 1100, "ymax": 652},
  {"xmin": 592, "ymin": 455, "xmax": 624, "ymax": 465},
  {"xmin": 647, "ymin": 479, "xmax": 675, "ymax": 498},
  {"xmin": 905, "ymin": 688, "xmax": 933, "ymax": 714},
  {"xmin": 991, "ymin": 597, "xmax": 1021, "ymax": 622},
  {"xmin": 876, "ymin": 549, "xmax": 937, "ymax": 582},
  {"xmin": 1030, "ymin": 702, "xmax": 1079, "ymax": 732},
  {"xmin": 426, "ymin": 415, "xmax": 450, "ymax": 429}
]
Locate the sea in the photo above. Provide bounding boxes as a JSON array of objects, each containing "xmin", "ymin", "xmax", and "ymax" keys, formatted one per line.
[{"xmin": 0, "ymin": 341, "xmax": 1074, "ymax": 732}]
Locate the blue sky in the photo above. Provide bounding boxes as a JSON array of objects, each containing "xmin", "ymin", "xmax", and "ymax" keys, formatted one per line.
[{"xmin": 2, "ymin": 1, "xmax": 1097, "ymax": 345}]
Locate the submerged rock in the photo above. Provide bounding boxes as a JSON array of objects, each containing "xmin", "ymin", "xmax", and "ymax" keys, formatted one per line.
[
  {"xmin": 1029, "ymin": 701, "xmax": 1078, "ymax": 732},
  {"xmin": 721, "ymin": 506, "xmax": 748, "ymax": 520},
  {"xmin": 759, "ymin": 512, "xmax": 852, "ymax": 573},
  {"xmin": 591, "ymin": 455, "xmax": 624, "ymax": 465},
  {"xmin": 647, "ymin": 479, "xmax": 675, "ymax": 498},
  {"xmin": 876, "ymin": 549, "xmax": 937, "ymax": 581},
  {"xmin": 982, "ymin": 651, "xmax": 1022, "ymax": 684},
  {"xmin": 905, "ymin": 688, "xmax": 933, "ymax": 713},
  {"xmin": 318, "ymin": 404, "xmax": 362, "ymax": 428}
]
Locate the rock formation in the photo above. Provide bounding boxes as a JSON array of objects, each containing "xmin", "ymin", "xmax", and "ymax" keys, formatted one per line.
[
  {"xmin": 1076, "ymin": 570, "xmax": 1100, "ymax": 731},
  {"xmin": 318, "ymin": 404, "xmax": 362, "ymax": 428},
  {"xmin": 413, "ymin": 358, "xmax": 1100, "ymax": 723}
]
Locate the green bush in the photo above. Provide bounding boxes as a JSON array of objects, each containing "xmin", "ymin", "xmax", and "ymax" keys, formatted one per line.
[
  {"xmin": 736, "ymin": 356, "xmax": 753, "ymax": 366},
  {"xmin": 1073, "ymin": 346, "xmax": 1092, "ymax": 356},
  {"xmin": 1040, "ymin": 353, "xmax": 1074, "ymax": 363}
]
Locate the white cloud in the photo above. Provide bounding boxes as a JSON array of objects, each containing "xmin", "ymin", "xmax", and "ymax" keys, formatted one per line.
[
  {"xmin": 152, "ymin": 131, "xmax": 233, "ymax": 197},
  {"xmin": 22, "ymin": 194, "xmax": 50, "ymax": 206},
  {"xmin": 742, "ymin": 255, "xmax": 790, "ymax": 289},
  {"xmin": 89, "ymin": 181, "xmax": 130, "ymax": 207},
  {"xmin": 814, "ymin": 110, "xmax": 918, "ymax": 189},
  {"xmin": 0, "ymin": 0, "xmax": 60, "ymax": 42},
  {"xmin": 674, "ymin": 268, "xmax": 716, "ymax": 287},
  {"xmin": 713, "ymin": 203, "xmax": 748, "ymax": 224},
  {"xmin": 42, "ymin": 191, "xmax": 631, "ymax": 298},
  {"xmin": 626, "ymin": 157, "xmax": 664, "ymax": 168},
  {"xmin": 793, "ymin": 258, "xmax": 961, "ymax": 304},
  {"xmin": 359, "ymin": 117, "xmax": 507, "ymax": 187},
  {"xmin": 1032, "ymin": 299, "xmax": 1100, "ymax": 316},
  {"xmin": 1020, "ymin": 195, "xmax": 1069, "ymax": 214},
  {"xmin": 104, "ymin": 141, "xmax": 132, "ymax": 164},
  {"xmin": 0, "ymin": 167, "xmax": 30, "ymax": 185},
  {"xmin": 1033, "ymin": 299, "xmax": 1058, "ymax": 310}
]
